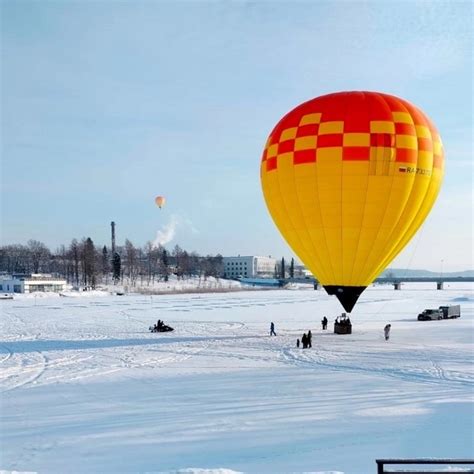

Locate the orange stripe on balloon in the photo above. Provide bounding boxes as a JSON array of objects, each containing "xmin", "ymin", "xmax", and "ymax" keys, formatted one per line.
[
  {"xmin": 433, "ymin": 154, "xmax": 443, "ymax": 169},
  {"xmin": 395, "ymin": 148, "xmax": 418, "ymax": 163},
  {"xmin": 395, "ymin": 123, "xmax": 416, "ymax": 135},
  {"xmin": 417, "ymin": 138, "xmax": 433, "ymax": 152}
]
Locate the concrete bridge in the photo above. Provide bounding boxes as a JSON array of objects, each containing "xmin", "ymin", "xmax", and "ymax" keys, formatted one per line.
[{"xmin": 284, "ymin": 276, "xmax": 474, "ymax": 290}]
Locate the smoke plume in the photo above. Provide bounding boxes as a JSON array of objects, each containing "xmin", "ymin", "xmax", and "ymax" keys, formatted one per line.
[{"xmin": 153, "ymin": 215, "xmax": 179, "ymax": 248}]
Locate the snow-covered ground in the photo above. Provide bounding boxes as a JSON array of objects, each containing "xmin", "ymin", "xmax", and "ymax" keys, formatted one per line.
[{"xmin": 1, "ymin": 283, "xmax": 473, "ymax": 474}]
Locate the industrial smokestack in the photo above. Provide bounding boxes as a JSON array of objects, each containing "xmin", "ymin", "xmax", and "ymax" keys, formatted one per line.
[{"xmin": 111, "ymin": 221, "xmax": 116, "ymax": 255}]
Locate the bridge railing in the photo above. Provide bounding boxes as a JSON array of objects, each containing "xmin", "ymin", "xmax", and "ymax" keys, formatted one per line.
[{"xmin": 376, "ymin": 459, "xmax": 474, "ymax": 474}]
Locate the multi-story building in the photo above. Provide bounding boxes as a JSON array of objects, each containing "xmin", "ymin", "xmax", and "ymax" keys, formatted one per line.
[
  {"xmin": 222, "ymin": 256, "xmax": 277, "ymax": 279},
  {"xmin": 0, "ymin": 274, "xmax": 67, "ymax": 293}
]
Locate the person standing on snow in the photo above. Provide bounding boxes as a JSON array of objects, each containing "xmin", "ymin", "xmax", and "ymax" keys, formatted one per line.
[
  {"xmin": 307, "ymin": 330, "xmax": 312, "ymax": 348},
  {"xmin": 384, "ymin": 324, "xmax": 391, "ymax": 341},
  {"xmin": 270, "ymin": 322, "xmax": 276, "ymax": 336},
  {"xmin": 321, "ymin": 316, "xmax": 328, "ymax": 330}
]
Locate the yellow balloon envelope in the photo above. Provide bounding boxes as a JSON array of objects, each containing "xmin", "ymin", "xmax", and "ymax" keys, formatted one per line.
[
  {"xmin": 260, "ymin": 91, "xmax": 444, "ymax": 312},
  {"xmin": 155, "ymin": 196, "xmax": 165, "ymax": 209}
]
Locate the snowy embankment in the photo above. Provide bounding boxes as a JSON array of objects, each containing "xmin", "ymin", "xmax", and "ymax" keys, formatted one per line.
[
  {"xmin": 0, "ymin": 283, "xmax": 473, "ymax": 473},
  {"xmin": 107, "ymin": 276, "xmax": 253, "ymax": 296},
  {"xmin": 10, "ymin": 276, "xmax": 255, "ymax": 301}
]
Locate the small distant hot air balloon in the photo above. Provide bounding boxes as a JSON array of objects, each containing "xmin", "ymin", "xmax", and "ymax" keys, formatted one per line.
[
  {"xmin": 155, "ymin": 196, "xmax": 166, "ymax": 209},
  {"xmin": 260, "ymin": 91, "xmax": 444, "ymax": 312}
]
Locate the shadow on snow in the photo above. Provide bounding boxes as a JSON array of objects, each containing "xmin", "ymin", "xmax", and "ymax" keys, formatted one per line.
[{"xmin": 0, "ymin": 335, "xmax": 263, "ymax": 354}]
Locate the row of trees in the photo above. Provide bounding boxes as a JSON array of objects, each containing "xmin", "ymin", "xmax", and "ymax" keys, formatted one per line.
[
  {"xmin": 0, "ymin": 239, "xmax": 224, "ymax": 288},
  {"xmin": 276, "ymin": 257, "xmax": 296, "ymax": 279}
]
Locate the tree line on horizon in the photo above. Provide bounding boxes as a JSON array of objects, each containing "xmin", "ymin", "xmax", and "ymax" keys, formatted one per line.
[{"xmin": 0, "ymin": 239, "xmax": 225, "ymax": 289}]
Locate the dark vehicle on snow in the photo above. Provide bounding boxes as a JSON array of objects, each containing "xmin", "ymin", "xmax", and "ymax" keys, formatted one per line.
[
  {"xmin": 149, "ymin": 320, "xmax": 174, "ymax": 332},
  {"xmin": 417, "ymin": 305, "xmax": 461, "ymax": 321},
  {"xmin": 417, "ymin": 308, "xmax": 443, "ymax": 321},
  {"xmin": 150, "ymin": 325, "xmax": 174, "ymax": 333}
]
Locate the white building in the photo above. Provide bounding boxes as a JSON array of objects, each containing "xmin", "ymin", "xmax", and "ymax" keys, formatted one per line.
[
  {"xmin": 0, "ymin": 274, "xmax": 67, "ymax": 293},
  {"xmin": 294, "ymin": 264, "xmax": 313, "ymax": 278},
  {"xmin": 222, "ymin": 256, "xmax": 277, "ymax": 279}
]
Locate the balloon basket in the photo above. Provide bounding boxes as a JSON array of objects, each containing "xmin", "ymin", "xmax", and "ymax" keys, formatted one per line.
[{"xmin": 334, "ymin": 314, "xmax": 352, "ymax": 335}]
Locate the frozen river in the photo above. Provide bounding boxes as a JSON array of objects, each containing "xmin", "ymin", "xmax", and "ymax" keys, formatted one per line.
[{"xmin": 1, "ymin": 283, "xmax": 473, "ymax": 473}]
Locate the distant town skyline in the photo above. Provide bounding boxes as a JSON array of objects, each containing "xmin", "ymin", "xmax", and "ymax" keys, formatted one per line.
[
  {"xmin": 1, "ymin": 1, "xmax": 472, "ymax": 272},
  {"xmin": 2, "ymin": 229, "xmax": 473, "ymax": 276}
]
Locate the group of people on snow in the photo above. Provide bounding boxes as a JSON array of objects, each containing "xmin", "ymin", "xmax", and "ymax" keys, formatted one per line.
[
  {"xmin": 297, "ymin": 330, "xmax": 312, "ymax": 349},
  {"xmin": 269, "ymin": 320, "xmax": 392, "ymax": 346},
  {"xmin": 150, "ymin": 316, "xmax": 391, "ymax": 340}
]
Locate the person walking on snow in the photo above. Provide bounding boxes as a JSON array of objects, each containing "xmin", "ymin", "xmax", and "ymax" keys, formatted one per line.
[
  {"xmin": 384, "ymin": 324, "xmax": 391, "ymax": 341},
  {"xmin": 270, "ymin": 322, "xmax": 276, "ymax": 336}
]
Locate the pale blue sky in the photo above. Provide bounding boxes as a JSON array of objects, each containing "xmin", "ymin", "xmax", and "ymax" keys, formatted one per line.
[{"xmin": 1, "ymin": 1, "xmax": 472, "ymax": 271}]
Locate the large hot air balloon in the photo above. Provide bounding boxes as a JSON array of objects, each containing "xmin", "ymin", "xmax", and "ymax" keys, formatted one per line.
[
  {"xmin": 155, "ymin": 196, "xmax": 166, "ymax": 209},
  {"xmin": 260, "ymin": 91, "xmax": 444, "ymax": 312}
]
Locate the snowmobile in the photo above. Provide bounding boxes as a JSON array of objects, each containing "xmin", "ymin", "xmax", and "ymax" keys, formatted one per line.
[{"xmin": 149, "ymin": 324, "xmax": 174, "ymax": 333}]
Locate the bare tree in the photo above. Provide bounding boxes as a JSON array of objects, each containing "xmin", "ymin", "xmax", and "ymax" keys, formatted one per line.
[
  {"xmin": 137, "ymin": 247, "xmax": 145, "ymax": 286},
  {"xmin": 144, "ymin": 242, "xmax": 162, "ymax": 285},
  {"xmin": 206, "ymin": 254, "xmax": 223, "ymax": 278},
  {"xmin": 188, "ymin": 252, "xmax": 200, "ymax": 277},
  {"xmin": 0, "ymin": 236, "xmax": 228, "ymax": 292},
  {"xmin": 0, "ymin": 244, "xmax": 30, "ymax": 273},
  {"xmin": 27, "ymin": 240, "xmax": 50, "ymax": 273},
  {"xmin": 69, "ymin": 240, "xmax": 80, "ymax": 287},
  {"xmin": 180, "ymin": 251, "xmax": 193, "ymax": 278},
  {"xmin": 55, "ymin": 245, "xmax": 70, "ymax": 281},
  {"xmin": 173, "ymin": 244, "xmax": 184, "ymax": 279},
  {"xmin": 124, "ymin": 239, "xmax": 138, "ymax": 286}
]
